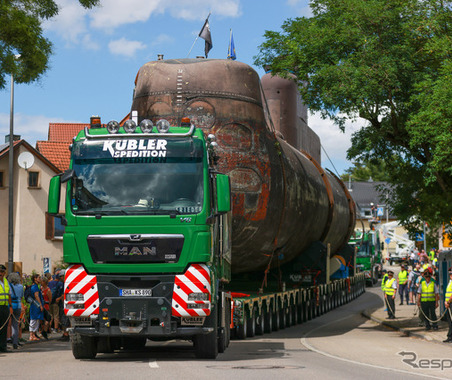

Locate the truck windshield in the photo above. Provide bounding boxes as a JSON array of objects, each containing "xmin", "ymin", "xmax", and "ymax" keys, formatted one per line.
[
  {"xmin": 70, "ymin": 136, "xmax": 204, "ymax": 215},
  {"xmin": 356, "ymin": 242, "xmax": 371, "ymax": 258}
]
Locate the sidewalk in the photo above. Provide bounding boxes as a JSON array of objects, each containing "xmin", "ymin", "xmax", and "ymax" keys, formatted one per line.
[
  {"xmin": 363, "ymin": 301, "xmax": 450, "ymax": 344},
  {"xmin": 7, "ymin": 329, "xmax": 68, "ymax": 350}
]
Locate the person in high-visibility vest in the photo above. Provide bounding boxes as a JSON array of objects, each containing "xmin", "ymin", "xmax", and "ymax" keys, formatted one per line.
[
  {"xmin": 381, "ymin": 269, "xmax": 388, "ymax": 292},
  {"xmin": 397, "ymin": 265, "xmax": 409, "ymax": 305},
  {"xmin": 444, "ymin": 268, "xmax": 452, "ymax": 343},
  {"xmin": 0, "ymin": 264, "xmax": 12, "ymax": 352},
  {"xmin": 417, "ymin": 268, "xmax": 439, "ymax": 331},
  {"xmin": 384, "ymin": 270, "xmax": 397, "ymax": 319}
]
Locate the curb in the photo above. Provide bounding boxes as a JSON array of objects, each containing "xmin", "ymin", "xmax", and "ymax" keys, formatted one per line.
[{"xmin": 361, "ymin": 309, "xmax": 435, "ymax": 342}]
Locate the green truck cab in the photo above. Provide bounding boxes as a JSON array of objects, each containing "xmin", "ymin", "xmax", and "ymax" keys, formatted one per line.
[
  {"xmin": 48, "ymin": 119, "xmax": 232, "ymax": 359},
  {"xmin": 350, "ymin": 229, "xmax": 382, "ymax": 286}
]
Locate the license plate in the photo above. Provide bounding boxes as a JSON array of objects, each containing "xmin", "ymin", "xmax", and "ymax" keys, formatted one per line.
[
  {"xmin": 181, "ymin": 317, "xmax": 205, "ymax": 326},
  {"xmin": 120, "ymin": 289, "xmax": 152, "ymax": 297}
]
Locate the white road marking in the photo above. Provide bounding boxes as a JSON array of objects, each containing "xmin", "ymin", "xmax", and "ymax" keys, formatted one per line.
[{"xmin": 149, "ymin": 360, "xmax": 159, "ymax": 368}]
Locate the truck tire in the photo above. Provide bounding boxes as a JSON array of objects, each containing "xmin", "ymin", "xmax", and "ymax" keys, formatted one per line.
[
  {"xmin": 279, "ymin": 307, "xmax": 286, "ymax": 329},
  {"xmin": 218, "ymin": 303, "xmax": 231, "ymax": 353},
  {"xmin": 194, "ymin": 312, "xmax": 218, "ymax": 359},
  {"xmin": 246, "ymin": 313, "xmax": 256, "ymax": 337},
  {"xmin": 264, "ymin": 309, "xmax": 273, "ymax": 333},
  {"xmin": 71, "ymin": 333, "xmax": 97, "ymax": 359},
  {"xmin": 272, "ymin": 309, "xmax": 280, "ymax": 331},
  {"xmin": 255, "ymin": 312, "xmax": 264, "ymax": 335},
  {"xmin": 236, "ymin": 317, "xmax": 247, "ymax": 340},
  {"xmin": 285, "ymin": 306, "xmax": 292, "ymax": 327}
]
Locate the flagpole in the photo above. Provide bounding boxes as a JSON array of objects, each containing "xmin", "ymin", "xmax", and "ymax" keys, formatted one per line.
[
  {"xmin": 228, "ymin": 29, "xmax": 232, "ymax": 59},
  {"xmin": 187, "ymin": 12, "xmax": 211, "ymax": 58}
]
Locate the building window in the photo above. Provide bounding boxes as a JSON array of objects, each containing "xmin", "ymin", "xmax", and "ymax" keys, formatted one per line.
[
  {"xmin": 28, "ymin": 171, "xmax": 40, "ymax": 188},
  {"xmin": 0, "ymin": 171, "xmax": 3, "ymax": 188},
  {"xmin": 45, "ymin": 213, "xmax": 65, "ymax": 240}
]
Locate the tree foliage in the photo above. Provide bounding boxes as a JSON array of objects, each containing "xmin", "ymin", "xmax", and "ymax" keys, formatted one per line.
[
  {"xmin": 0, "ymin": 0, "xmax": 99, "ymax": 89},
  {"xmin": 341, "ymin": 159, "xmax": 390, "ymax": 182},
  {"xmin": 255, "ymin": 0, "xmax": 452, "ymax": 231}
]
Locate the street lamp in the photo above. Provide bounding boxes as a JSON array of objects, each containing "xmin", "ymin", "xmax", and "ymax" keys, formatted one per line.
[{"xmin": 8, "ymin": 54, "xmax": 20, "ymax": 274}]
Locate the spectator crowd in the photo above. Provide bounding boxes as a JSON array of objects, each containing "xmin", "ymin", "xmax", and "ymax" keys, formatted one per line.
[{"xmin": 0, "ymin": 266, "xmax": 69, "ymax": 353}]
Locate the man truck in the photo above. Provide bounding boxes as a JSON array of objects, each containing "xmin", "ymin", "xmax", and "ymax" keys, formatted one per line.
[{"xmin": 48, "ymin": 58, "xmax": 365, "ymax": 359}]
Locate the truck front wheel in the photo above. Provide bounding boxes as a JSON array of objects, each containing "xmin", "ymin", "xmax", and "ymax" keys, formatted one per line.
[
  {"xmin": 71, "ymin": 333, "xmax": 97, "ymax": 359},
  {"xmin": 194, "ymin": 312, "xmax": 218, "ymax": 359}
]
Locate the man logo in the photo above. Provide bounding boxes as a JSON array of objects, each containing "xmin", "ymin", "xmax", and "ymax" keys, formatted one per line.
[{"xmin": 114, "ymin": 246, "xmax": 156, "ymax": 256}]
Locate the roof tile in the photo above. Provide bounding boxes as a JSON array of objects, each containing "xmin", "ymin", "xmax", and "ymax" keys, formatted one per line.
[{"xmin": 36, "ymin": 141, "xmax": 71, "ymax": 172}]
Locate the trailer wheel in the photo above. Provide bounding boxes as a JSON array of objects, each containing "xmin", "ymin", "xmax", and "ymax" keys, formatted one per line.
[
  {"xmin": 236, "ymin": 317, "xmax": 247, "ymax": 340},
  {"xmin": 194, "ymin": 312, "xmax": 218, "ymax": 359},
  {"xmin": 246, "ymin": 313, "xmax": 256, "ymax": 337},
  {"xmin": 296, "ymin": 304, "xmax": 303, "ymax": 324},
  {"xmin": 264, "ymin": 309, "xmax": 273, "ymax": 333},
  {"xmin": 292, "ymin": 305, "xmax": 298, "ymax": 325},
  {"xmin": 255, "ymin": 312, "xmax": 264, "ymax": 335},
  {"xmin": 272, "ymin": 309, "xmax": 280, "ymax": 331},
  {"xmin": 71, "ymin": 333, "xmax": 97, "ymax": 359},
  {"xmin": 285, "ymin": 306, "xmax": 292, "ymax": 328},
  {"xmin": 279, "ymin": 308, "xmax": 286, "ymax": 329}
]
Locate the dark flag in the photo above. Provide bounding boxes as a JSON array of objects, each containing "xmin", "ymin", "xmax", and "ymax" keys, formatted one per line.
[
  {"xmin": 227, "ymin": 30, "xmax": 236, "ymax": 60},
  {"xmin": 199, "ymin": 19, "xmax": 213, "ymax": 58}
]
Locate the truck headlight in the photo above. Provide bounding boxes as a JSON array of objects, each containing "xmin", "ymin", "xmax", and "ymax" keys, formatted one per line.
[{"xmin": 187, "ymin": 292, "xmax": 209, "ymax": 301}]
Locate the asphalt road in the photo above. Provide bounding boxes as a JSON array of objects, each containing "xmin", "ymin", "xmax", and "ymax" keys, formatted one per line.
[{"xmin": 2, "ymin": 286, "xmax": 451, "ymax": 380}]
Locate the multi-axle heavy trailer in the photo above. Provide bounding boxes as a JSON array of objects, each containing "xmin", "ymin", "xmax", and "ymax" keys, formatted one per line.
[{"xmin": 48, "ymin": 58, "xmax": 365, "ymax": 359}]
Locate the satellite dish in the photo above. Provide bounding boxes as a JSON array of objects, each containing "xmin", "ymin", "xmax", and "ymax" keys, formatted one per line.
[{"xmin": 18, "ymin": 152, "xmax": 35, "ymax": 170}]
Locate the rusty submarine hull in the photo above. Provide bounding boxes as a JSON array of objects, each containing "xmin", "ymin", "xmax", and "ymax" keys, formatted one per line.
[{"xmin": 130, "ymin": 58, "xmax": 356, "ymax": 274}]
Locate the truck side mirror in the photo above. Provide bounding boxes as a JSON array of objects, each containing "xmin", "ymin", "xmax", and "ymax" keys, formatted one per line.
[
  {"xmin": 216, "ymin": 174, "xmax": 231, "ymax": 213},
  {"xmin": 48, "ymin": 175, "xmax": 61, "ymax": 215},
  {"xmin": 61, "ymin": 169, "xmax": 75, "ymax": 183}
]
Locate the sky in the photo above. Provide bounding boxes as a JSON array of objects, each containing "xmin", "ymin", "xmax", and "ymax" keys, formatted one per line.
[{"xmin": 0, "ymin": 0, "xmax": 365, "ymax": 175}]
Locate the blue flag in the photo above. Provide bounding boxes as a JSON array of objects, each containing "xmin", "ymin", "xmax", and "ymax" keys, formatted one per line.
[{"xmin": 227, "ymin": 30, "xmax": 236, "ymax": 60}]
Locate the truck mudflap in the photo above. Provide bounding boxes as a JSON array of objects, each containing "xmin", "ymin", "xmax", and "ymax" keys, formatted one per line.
[
  {"xmin": 64, "ymin": 264, "xmax": 100, "ymax": 317},
  {"xmin": 64, "ymin": 264, "xmax": 213, "ymax": 338},
  {"xmin": 172, "ymin": 263, "xmax": 211, "ymax": 317}
]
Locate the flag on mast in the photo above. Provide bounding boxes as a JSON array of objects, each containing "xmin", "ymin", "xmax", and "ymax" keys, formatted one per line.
[
  {"xmin": 199, "ymin": 15, "xmax": 213, "ymax": 58},
  {"xmin": 227, "ymin": 29, "xmax": 236, "ymax": 60}
]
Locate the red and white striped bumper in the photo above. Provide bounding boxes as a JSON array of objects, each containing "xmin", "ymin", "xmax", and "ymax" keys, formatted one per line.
[
  {"xmin": 64, "ymin": 264, "xmax": 99, "ymax": 317},
  {"xmin": 172, "ymin": 264, "xmax": 211, "ymax": 317}
]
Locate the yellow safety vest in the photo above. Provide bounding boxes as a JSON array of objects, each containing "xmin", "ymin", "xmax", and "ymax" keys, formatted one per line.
[
  {"xmin": 381, "ymin": 274, "xmax": 389, "ymax": 291},
  {"xmin": 384, "ymin": 278, "xmax": 396, "ymax": 296},
  {"xmin": 422, "ymin": 264, "xmax": 429, "ymax": 271},
  {"xmin": 398, "ymin": 270, "xmax": 408, "ymax": 285},
  {"xmin": 420, "ymin": 279, "xmax": 436, "ymax": 302},
  {"xmin": 446, "ymin": 280, "xmax": 452, "ymax": 302},
  {"xmin": 0, "ymin": 277, "xmax": 10, "ymax": 306},
  {"xmin": 429, "ymin": 250, "xmax": 435, "ymax": 261}
]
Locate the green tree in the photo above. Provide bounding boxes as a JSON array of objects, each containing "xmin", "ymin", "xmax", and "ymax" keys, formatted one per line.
[
  {"xmin": 255, "ymin": 0, "xmax": 452, "ymax": 230},
  {"xmin": 341, "ymin": 159, "xmax": 390, "ymax": 182},
  {"xmin": 0, "ymin": 0, "xmax": 99, "ymax": 89}
]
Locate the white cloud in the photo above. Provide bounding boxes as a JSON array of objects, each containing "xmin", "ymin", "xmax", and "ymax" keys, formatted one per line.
[
  {"xmin": 43, "ymin": 0, "xmax": 92, "ymax": 46},
  {"xmin": 46, "ymin": 0, "xmax": 242, "ymax": 39},
  {"xmin": 151, "ymin": 34, "xmax": 174, "ymax": 46},
  {"xmin": 0, "ymin": 113, "xmax": 79, "ymax": 148},
  {"xmin": 108, "ymin": 38, "xmax": 147, "ymax": 57},
  {"xmin": 287, "ymin": 0, "xmax": 312, "ymax": 17}
]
